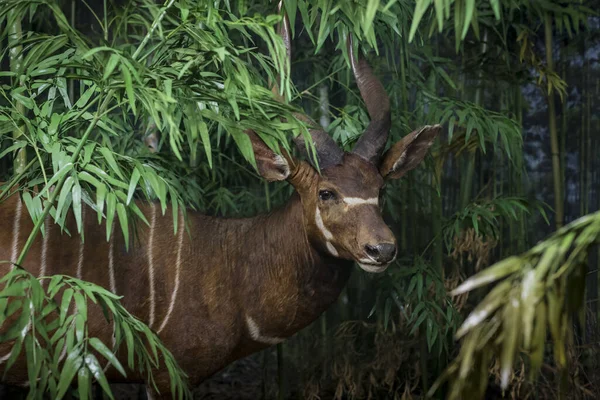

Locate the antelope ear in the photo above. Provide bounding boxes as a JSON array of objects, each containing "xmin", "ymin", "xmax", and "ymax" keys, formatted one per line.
[
  {"xmin": 379, "ymin": 125, "xmax": 441, "ymax": 180},
  {"xmin": 246, "ymin": 130, "xmax": 291, "ymax": 182}
]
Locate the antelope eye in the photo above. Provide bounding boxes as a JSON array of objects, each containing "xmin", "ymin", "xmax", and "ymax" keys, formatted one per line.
[{"xmin": 319, "ymin": 190, "xmax": 336, "ymax": 201}]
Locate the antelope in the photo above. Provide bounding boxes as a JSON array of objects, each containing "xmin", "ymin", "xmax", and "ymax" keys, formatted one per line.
[{"xmin": 0, "ymin": 10, "xmax": 440, "ymax": 400}]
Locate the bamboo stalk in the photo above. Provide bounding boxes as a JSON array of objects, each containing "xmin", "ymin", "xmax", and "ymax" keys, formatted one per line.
[
  {"xmin": 8, "ymin": 9, "xmax": 26, "ymax": 175},
  {"xmin": 262, "ymin": 351, "xmax": 268, "ymax": 399},
  {"xmin": 68, "ymin": 0, "xmax": 76, "ymax": 101},
  {"xmin": 515, "ymin": 87, "xmax": 523, "ymax": 247},
  {"xmin": 585, "ymin": 51, "xmax": 591, "ymax": 216},
  {"xmin": 459, "ymin": 31, "xmax": 488, "ymax": 210},
  {"xmin": 399, "ymin": 38, "xmax": 409, "ymax": 251},
  {"xmin": 560, "ymin": 44, "xmax": 567, "ymax": 200},
  {"xmin": 430, "ymin": 38, "xmax": 442, "ymax": 278},
  {"xmin": 544, "ymin": 12, "xmax": 563, "ymax": 229},
  {"xmin": 277, "ymin": 342, "xmax": 285, "ymax": 400}
]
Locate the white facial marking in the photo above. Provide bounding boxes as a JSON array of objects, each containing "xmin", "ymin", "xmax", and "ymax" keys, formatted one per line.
[
  {"xmin": 343, "ymin": 197, "xmax": 378, "ymax": 206},
  {"xmin": 148, "ymin": 204, "xmax": 157, "ymax": 328},
  {"xmin": 77, "ymin": 208, "xmax": 85, "ymax": 280},
  {"xmin": 157, "ymin": 210, "xmax": 184, "ymax": 334},
  {"xmin": 315, "ymin": 207, "xmax": 333, "ymax": 240},
  {"xmin": 326, "ymin": 242, "xmax": 339, "ymax": 257},
  {"xmin": 246, "ymin": 315, "xmax": 285, "ymax": 345},
  {"xmin": 108, "ymin": 225, "xmax": 116, "ymax": 294},
  {"xmin": 40, "ymin": 217, "xmax": 49, "ymax": 280},
  {"xmin": 358, "ymin": 263, "xmax": 389, "ymax": 273},
  {"xmin": 10, "ymin": 196, "xmax": 22, "ymax": 266},
  {"xmin": 315, "ymin": 207, "xmax": 339, "ymax": 256}
]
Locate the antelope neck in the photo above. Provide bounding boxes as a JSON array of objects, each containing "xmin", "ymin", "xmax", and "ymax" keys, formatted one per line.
[{"xmin": 185, "ymin": 192, "xmax": 352, "ymax": 340}]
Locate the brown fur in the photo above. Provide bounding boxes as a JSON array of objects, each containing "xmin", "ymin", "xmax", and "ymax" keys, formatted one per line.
[
  {"xmin": 0, "ymin": 125, "xmax": 439, "ymax": 398},
  {"xmin": 0, "ymin": 189, "xmax": 350, "ymax": 393},
  {"xmin": 0, "ymin": 125, "xmax": 440, "ymax": 398}
]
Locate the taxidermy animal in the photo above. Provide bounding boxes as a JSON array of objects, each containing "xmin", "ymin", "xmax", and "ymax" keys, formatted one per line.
[{"xmin": 0, "ymin": 10, "xmax": 440, "ymax": 400}]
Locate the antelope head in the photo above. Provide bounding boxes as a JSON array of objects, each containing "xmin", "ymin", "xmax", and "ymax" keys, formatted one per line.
[{"xmin": 246, "ymin": 12, "xmax": 440, "ymax": 273}]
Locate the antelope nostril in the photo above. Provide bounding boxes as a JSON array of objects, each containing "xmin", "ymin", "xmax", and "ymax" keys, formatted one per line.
[
  {"xmin": 365, "ymin": 244, "xmax": 380, "ymax": 258},
  {"xmin": 364, "ymin": 243, "xmax": 397, "ymax": 263}
]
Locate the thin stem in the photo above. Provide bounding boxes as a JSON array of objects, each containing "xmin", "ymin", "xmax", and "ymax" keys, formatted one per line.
[
  {"xmin": 69, "ymin": 0, "xmax": 76, "ymax": 101},
  {"xmin": 132, "ymin": 0, "xmax": 176, "ymax": 61},
  {"xmin": 0, "ymin": 158, "xmax": 36, "ymax": 203},
  {"xmin": 459, "ymin": 30, "xmax": 487, "ymax": 210},
  {"xmin": 103, "ymin": 0, "xmax": 108, "ymax": 42},
  {"xmin": 544, "ymin": 12, "xmax": 563, "ymax": 229},
  {"xmin": 8, "ymin": 9, "xmax": 26, "ymax": 175},
  {"xmin": 277, "ymin": 342, "xmax": 285, "ymax": 400}
]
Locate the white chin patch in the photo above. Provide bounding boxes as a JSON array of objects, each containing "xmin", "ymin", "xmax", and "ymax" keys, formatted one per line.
[{"xmin": 358, "ymin": 263, "xmax": 390, "ymax": 273}]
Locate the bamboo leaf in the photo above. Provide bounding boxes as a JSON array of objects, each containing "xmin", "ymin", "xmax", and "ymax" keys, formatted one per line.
[
  {"xmin": 89, "ymin": 337, "xmax": 126, "ymax": 377},
  {"xmin": 452, "ymin": 256, "xmax": 520, "ymax": 295},
  {"xmin": 500, "ymin": 288, "xmax": 520, "ymax": 389},
  {"xmin": 59, "ymin": 288, "xmax": 73, "ymax": 326},
  {"xmin": 56, "ymin": 350, "xmax": 82, "ymax": 399},
  {"xmin": 409, "ymin": 0, "xmax": 433, "ymax": 42},
  {"xmin": 77, "ymin": 366, "xmax": 91, "ymax": 400}
]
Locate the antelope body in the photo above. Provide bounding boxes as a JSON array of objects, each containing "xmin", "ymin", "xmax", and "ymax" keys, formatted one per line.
[{"xmin": 0, "ymin": 11, "xmax": 440, "ymax": 399}]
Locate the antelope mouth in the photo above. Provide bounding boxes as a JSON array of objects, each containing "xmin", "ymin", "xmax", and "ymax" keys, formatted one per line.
[{"xmin": 356, "ymin": 261, "xmax": 392, "ymax": 273}]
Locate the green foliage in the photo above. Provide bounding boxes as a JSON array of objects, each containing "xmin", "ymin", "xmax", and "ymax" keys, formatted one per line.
[
  {"xmin": 409, "ymin": 0, "xmax": 592, "ymax": 49},
  {"xmin": 428, "ymin": 96, "xmax": 522, "ymax": 159},
  {"xmin": 0, "ymin": 264, "xmax": 189, "ymax": 399},
  {"xmin": 430, "ymin": 211, "xmax": 600, "ymax": 399},
  {"xmin": 443, "ymin": 196, "xmax": 549, "ymax": 252},
  {"xmin": 369, "ymin": 256, "xmax": 462, "ymax": 357},
  {"xmin": 0, "ymin": 0, "xmax": 595, "ymax": 398},
  {"xmin": 0, "ymin": 0, "xmax": 308, "ymax": 237},
  {"xmin": 0, "ymin": 0, "xmax": 308, "ymax": 396},
  {"xmin": 284, "ymin": 0, "xmax": 406, "ymax": 52}
]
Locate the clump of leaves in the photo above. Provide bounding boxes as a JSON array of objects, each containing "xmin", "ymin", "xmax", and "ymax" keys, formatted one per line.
[
  {"xmin": 369, "ymin": 257, "xmax": 462, "ymax": 357},
  {"xmin": 0, "ymin": 264, "xmax": 189, "ymax": 399},
  {"xmin": 442, "ymin": 196, "xmax": 549, "ymax": 252},
  {"xmin": 450, "ymin": 227, "xmax": 498, "ymax": 273},
  {"xmin": 429, "ymin": 210, "xmax": 600, "ymax": 399}
]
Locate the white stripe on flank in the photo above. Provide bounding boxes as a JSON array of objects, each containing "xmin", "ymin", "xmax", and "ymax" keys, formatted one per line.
[
  {"xmin": 157, "ymin": 211, "xmax": 184, "ymax": 334},
  {"xmin": 246, "ymin": 315, "xmax": 284, "ymax": 345},
  {"xmin": 10, "ymin": 196, "xmax": 22, "ymax": 265},
  {"xmin": 76, "ymin": 208, "xmax": 85, "ymax": 279},
  {"xmin": 40, "ymin": 217, "xmax": 50, "ymax": 279},
  {"xmin": 358, "ymin": 263, "xmax": 389, "ymax": 273},
  {"xmin": 343, "ymin": 197, "xmax": 378, "ymax": 206},
  {"xmin": 108, "ymin": 226, "xmax": 116, "ymax": 294},
  {"xmin": 148, "ymin": 204, "xmax": 157, "ymax": 328}
]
